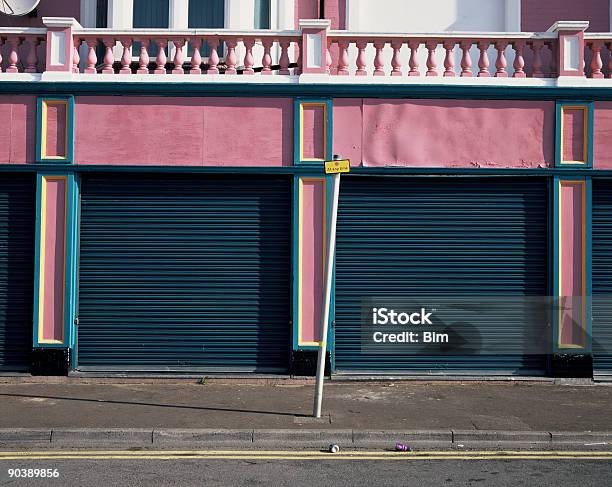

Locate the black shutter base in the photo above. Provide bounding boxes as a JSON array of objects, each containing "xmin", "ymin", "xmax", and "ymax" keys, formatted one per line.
[
  {"xmin": 551, "ymin": 354, "xmax": 593, "ymax": 378},
  {"xmin": 31, "ymin": 349, "xmax": 69, "ymax": 376},
  {"xmin": 291, "ymin": 351, "xmax": 331, "ymax": 377}
]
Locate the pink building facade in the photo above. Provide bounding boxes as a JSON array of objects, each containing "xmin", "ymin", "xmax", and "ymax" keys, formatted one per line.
[{"xmin": 1, "ymin": 0, "xmax": 612, "ymax": 378}]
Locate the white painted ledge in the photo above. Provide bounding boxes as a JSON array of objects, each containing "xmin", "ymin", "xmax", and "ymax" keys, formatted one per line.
[{"xmin": 1, "ymin": 72, "xmax": 611, "ymax": 89}]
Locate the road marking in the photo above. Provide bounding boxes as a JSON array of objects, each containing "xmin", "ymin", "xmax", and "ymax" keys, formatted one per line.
[{"xmin": 0, "ymin": 451, "xmax": 610, "ymax": 461}]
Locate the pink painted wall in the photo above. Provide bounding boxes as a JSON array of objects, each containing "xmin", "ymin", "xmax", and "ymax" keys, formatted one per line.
[
  {"xmin": 594, "ymin": 102, "xmax": 612, "ymax": 168},
  {"xmin": 0, "ymin": 0, "xmax": 80, "ymax": 27},
  {"xmin": 333, "ymin": 99, "xmax": 362, "ymax": 164},
  {"xmin": 0, "ymin": 96, "xmax": 36, "ymax": 164},
  {"xmin": 45, "ymin": 102, "xmax": 67, "ymax": 158},
  {"xmin": 75, "ymin": 97, "xmax": 293, "ymax": 166},
  {"xmin": 41, "ymin": 178, "xmax": 66, "ymax": 342},
  {"xmin": 300, "ymin": 179, "xmax": 325, "ymax": 344},
  {"xmin": 301, "ymin": 104, "xmax": 325, "ymax": 160},
  {"xmin": 521, "ymin": 0, "xmax": 610, "ymax": 32},
  {"xmin": 295, "ymin": 0, "xmax": 319, "ymax": 28},
  {"xmin": 334, "ymin": 99, "xmax": 554, "ymax": 168},
  {"xmin": 559, "ymin": 181, "xmax": 585, "ymax": 347},
  {"xmin": 325, "ymin": 0, "xmax": 346, "ymax": 29}
]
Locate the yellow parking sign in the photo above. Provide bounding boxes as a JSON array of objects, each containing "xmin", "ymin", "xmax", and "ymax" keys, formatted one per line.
[{"xmin": 324, "ymin": 159, "xmax": 350, "ymax": 174}]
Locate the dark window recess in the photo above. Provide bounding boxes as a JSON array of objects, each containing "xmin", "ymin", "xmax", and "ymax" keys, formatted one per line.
[
  {"xmin": 96, "ymin": 0, "xmax": 108, "ymax": 27},
  {"xmin": 255, "ymin": 0, "xmax": 271, "ymax": 29},
  {"xmin": 94, "ymin": 0, "xmax": 108, "ymax": 64},
  {"xmin": 133, "ymin": 0, "xmax": 170, "ymax": 58},
  {"xmin": 188, "ymin": 0, "xmax": 225, "ymax": 57}
]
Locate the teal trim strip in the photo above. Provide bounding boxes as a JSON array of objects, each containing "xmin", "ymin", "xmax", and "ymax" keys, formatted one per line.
[
  {"xmin": 65, "ymin": 174, "xmax": 80, "ymax": 365},
  {"xmin": 32, "ymin": 173, "xmax": 44, "ymax": 348},
  {"xmin": 555, "ymin": 101, "xmax": 594, "ymax": 169},
  {"xmin": 2, "ymin": 165, "xmax": 612, "ymax": 176},
  {"xmin": 586, "ymin": 177, "xmax": 593, "ymax": 353},
  {"xmin": 293, "ymin": 98, "xmax": 333, "ymax": 166},
  {"xmin": 291, "ymin": 176, "xmax": 299, "ymax": 350},
  {"xmin": 7, "ymin": 82, "xmax": 612, "ymax": 100},
  {"xmin": 36, "ymin": 96, "xmax": 75, "ymax": 164}
]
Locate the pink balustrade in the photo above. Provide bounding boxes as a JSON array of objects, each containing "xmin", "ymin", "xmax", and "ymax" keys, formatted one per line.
[
  {"xmin": 0, "ymin": 30, "xmax": 47, "ymax": 74},
  {"xmin": 74, "ymin": 31, "xmax": 301, "ymax": 75},
  {"xmin": 327, "ymin": 33, "xmax": 562, "ymax": 78},
  {"xmin": 2, "ymin": 24, "xmax": 612, "ymax": 80},
  {"xmin": 585, "ymin": 35, "xmax": 612, "ymax": 79}
]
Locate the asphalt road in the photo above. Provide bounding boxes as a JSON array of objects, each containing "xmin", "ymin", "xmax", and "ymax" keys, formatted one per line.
[{"xmin": 0, "ymin": 453, "xmax": 610, "ymax": 486}]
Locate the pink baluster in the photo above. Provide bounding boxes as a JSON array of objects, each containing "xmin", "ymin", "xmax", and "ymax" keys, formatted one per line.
[
  {"xmin": 0, "ymin": 38, "xmax": 3, "ymax": 73},
  {"xmin": 154, "ymin": 40, "xmax": 167, "ymax": 74},
  {"xmin": 590, "ymin": 41, "xmax": 604, "ymax": 78},
  {"xmin": 207, "ymin": 38, "xmax": 220, "ymax": 74},
  {"xmin": 72, "ymin": 38, "xmax": 80, "ymax": 73},
  {"xmin": 243, "ymin": 38, "xmax": 255, "ymax": 74},
  {"xmin": 459, "ymin": 40, "xmax": 472, "ymax": 77},
  {"xmin": 443, "ymin": 40, "xmax": 455, "ymax": 77},
  {"xmin": 390, "ymin": 40, "xmax": 403, "ymax": 76},
  {"xmin": 295, "ymin": 40, "xmax": 302, "ymax": 75},
  {"xmin": 6, "ymin": 37, "xmax": 20, "ymax": 73},
  {"xmin": 337, "ymin": 39, "xmax": 349, "ymax": 75},
  {"xmin": 425, "ymin": 40, "xmax": 438, "ymax": 76},
  {"xmin": 85, "ymin": 39, "xmax": 97, "ymax": 74},
  {"xmin": 373, "ymin": 41, "xmax": 385, "ymax": 76},
  {"xmin": 547, "ymin": 40, "xmax": 558, "ymax": 78},
  {"xmin": 408, "ymin": 40, "xmax": 420, "ymax": 76},
  {"xmin": 531, "ymin": 40, "xmax": 544, "ymax": 78},
  {"xmin": 225, "ymin": 39, "xmax": 237, "ymax": 74},
  {"xmin": 325, "ymin": 38, "xmax": 332, "ymax": 74},
  {"xmin": 512, "ymin": 40, "xmax": 526, "ymax": 78},
  {"xmin": 119, "ymin": 38, "xmax": 132, "ymax": 74},
  {"xmin": 102, "ymin": 38, "xmax": 115, "ymax": 74},
  {"xmin": 608, "ymin": 42, "xmax": 612, "ymax": 78},
  {"xmin": 279, "ymin": 39, "xmax": 290, "ymax": 75},
  {"xmin": 171, "ymin": 39, "xmax": 185, "ymax": 74},
  {"xmin": 356, "ymin": 40, "xmax": 367, "ymax": 76},
  {"xmin": 189, "ymin": 39, "xmax": 202, "ymax": 74},
  {"xmin": 261, "ymin": 39, "xmax": 272, "ymax": 75},
  {"xmin": 24, "ymin": 37, "xmax": 39, "ymax": 73},
  {"xmin": 494, "ymin": 41, "xmax": 508, "ymax": 77},
  {"xmin": 477, "ymin": 40, "xmax": 490, "ymax": 77},
  {"xmin": 136, "ymin": 40, "xmax": 150, "ymax": 74}
]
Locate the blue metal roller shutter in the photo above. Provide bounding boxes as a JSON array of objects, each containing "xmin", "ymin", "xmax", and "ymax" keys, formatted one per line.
[
  {"xmin": 77, "ymin": 174, "xmax": 291, "ymax": 372},
  {"xmin": 0, "ymin": 174, "xmax": 35, "ymax": 370},
  {"xmin": 592, "ymin": 179, "xmax": 612, "ymax": 378},
  {"xmin": 334, "ymin": 176, "xmax": 549, "ymax": 375}
]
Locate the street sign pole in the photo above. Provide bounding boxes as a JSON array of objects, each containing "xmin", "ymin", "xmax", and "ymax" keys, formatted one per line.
[{"xmin": 313, "ymin": 158, "xmax": 349, "ymax": 418}]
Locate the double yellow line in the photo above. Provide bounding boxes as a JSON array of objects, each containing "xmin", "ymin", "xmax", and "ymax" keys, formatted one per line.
[{"xmin": 0, "ymin": 450, "xmax": 611, "ymax": 461}]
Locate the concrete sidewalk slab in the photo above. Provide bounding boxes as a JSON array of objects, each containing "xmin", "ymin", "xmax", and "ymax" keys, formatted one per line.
[{"xmin": 0, "ymin": 382, "xmax": 610, "ymax": 436}]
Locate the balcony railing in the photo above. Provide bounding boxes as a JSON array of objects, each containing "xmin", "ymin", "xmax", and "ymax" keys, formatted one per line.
[{"xmin": 0, "ymin": 18, "xmax": 610, "ymax": 81}]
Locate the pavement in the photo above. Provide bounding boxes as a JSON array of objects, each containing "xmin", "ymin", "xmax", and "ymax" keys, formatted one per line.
[
  {"xmin": 0, "ymin": 379, "xmax": 610, "ymax": 450},
  {"xmin": 2, "ymin": 456, "xmax": 611, "ymax": 487}
]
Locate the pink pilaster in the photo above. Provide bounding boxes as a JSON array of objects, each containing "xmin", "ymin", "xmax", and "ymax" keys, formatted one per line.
[
  {"xmin": 558, "ymin": 180, "xmax": 586, "ymax": 348},
  {"xmin": 37, "ymin": 176, "xmax": 67, "ymax": 344},
  {"xmin": 547, "ymin": 21, "xmax": 589, "ymax": 77},
  {"xmin": 43, "ymin": 17, "xmax": 81, "ymax": 73},
  {"xmin": 297, "ymin": 178, "xmax": 326, "ymax": 346},
  {"xmin": 299, "ymin": 19, "xmax": 330, "ymax": 75}
]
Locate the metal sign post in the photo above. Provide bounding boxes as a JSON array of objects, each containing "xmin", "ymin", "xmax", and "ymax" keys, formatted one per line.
[{"xmin": 313, "ymin": 158, "xmax": 349, "ymax": 418}]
